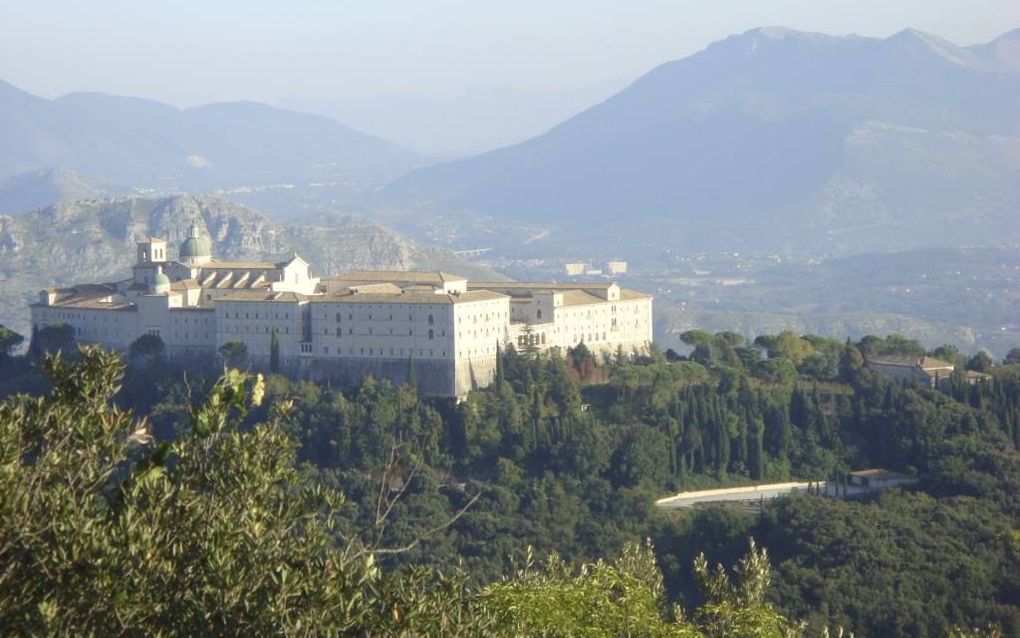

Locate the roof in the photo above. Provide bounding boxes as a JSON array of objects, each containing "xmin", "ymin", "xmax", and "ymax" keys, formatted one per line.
[
  {"xmin": 346, "ymin": 283, "xmax": 404, "ymax": 294},
  {"xmin": 469, "ymin": 280, "xmax": 649, "ymax": 302},
  {"xmin": 311, "ymin": 290, "xmax": 507, "ymax": 305},
  {"xmin": 849, "ymin": 468, "xmax": 910, "ymax": 480},
  {"xmin": 329, "ymin": 270, "xmax": 468, "ymax": 285},
  {"xmin": 217, "ymin": 291, "xmax": 310, "ymax": 303},
  {"xmin": 868, "ymin": 355, "xmax": 954, "ymax": 370},
  {"xmin": 35, "ymin": 284, "xmax": 135, "ymax": 311},
  {"xmin": 560, "ymin": 290, "xmax": 606, "ymax": 307},
  {"xmin": 179, "ymin": 235, "xmax": 211, "ymax": 258},
  {"xmin": 136, "ymin": 237, "xmax": 165, "ymax": 244},
  {"xmin": 200, "ymin": 260, "xmax": 283, "ymax": 270},
  {"xmin": 469, "ymin": 281, "xmax": 617, "ymax": 291}
]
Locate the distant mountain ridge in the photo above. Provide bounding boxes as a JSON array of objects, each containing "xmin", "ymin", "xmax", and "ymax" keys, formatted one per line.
[
  {"xmin": 388, "ymin": 27, "xmax": 1020, "ymax": 253},
  {"xmin": 0, "ymin": 82, "xmax": 419, "ymax": 191},
  {"xmin": 0, "ymin": 168, "xmax": 105, "ymax": 214}
]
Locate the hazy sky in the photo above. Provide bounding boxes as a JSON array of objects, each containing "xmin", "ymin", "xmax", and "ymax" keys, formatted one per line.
[{"xmin": 1, "ymin": 0, "xmax": 1017, "ymax": 107}]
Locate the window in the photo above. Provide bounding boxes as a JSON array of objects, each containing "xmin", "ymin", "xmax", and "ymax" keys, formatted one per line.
[
  {"xmin": 336, "ymin": 327, "xmax": 342, "ymax": 337},
  {"xmin": 428, "ymin": 314, "xmax": 434, "ymax": 325},
  {"xmin": 428, "ymin": 329, "xmax": 434, "ymax": 340}
]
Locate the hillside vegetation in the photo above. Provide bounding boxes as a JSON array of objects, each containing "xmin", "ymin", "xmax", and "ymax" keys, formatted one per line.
[{"xmin": 1, "ymin": 329, "xmax": 1017, "ymax": 635}]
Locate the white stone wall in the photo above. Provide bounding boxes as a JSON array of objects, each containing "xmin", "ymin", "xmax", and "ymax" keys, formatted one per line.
[
  {"xmin": 215, "ymin": 299, "xmax": 309, "ymax": 361},
  {"xmin": 165, "ymin": 308, "xmax": 217, "ymax": 352},
  {"xmin": 30, "ymin": 305, "xmax": 136, "ymax": 350},
  {"xmin": 509, "ymin": 296, "xmax": 652, "ymax": 357},
  {"xmin": 309, "ymin": 299, "xmax": 454, "ymax": 361}
]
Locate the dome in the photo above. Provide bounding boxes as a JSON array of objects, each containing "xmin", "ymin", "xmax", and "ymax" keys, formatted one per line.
[
  {"xmin": 179, "ymin": 235, "xmax": 211, "ymax": 259},
  {"xmin": 153, "ymin": 271, "xmax": 171, "ymax": 286}
]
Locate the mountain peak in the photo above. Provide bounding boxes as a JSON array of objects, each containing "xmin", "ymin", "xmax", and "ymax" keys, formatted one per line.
[{"xmin": 886, "ymin": 28, "xmax": 982, "ymax": 68}]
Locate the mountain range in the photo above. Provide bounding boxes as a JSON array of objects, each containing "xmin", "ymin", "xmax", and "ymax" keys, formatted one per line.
[
  {"xmin": 0, "ymin": 82, "xmax": 419, "ymax": 191},
  {"xmin": 388, "ymin": 27, "xmax": 1020, "ymax": 254}
]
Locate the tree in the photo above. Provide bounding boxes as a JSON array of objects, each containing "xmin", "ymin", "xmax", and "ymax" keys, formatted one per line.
[
  {"xmin": 483, "ymin": 540, "xmax": 795, "ymax": 637},
  {"xmin": 693, "ymin": 539, "xmax": 795, "ymax": 637},
  {"xmin": 966, "ymin": 351, "xmax": 994, "ymax": 373},
  {"xmin": 29, "ymin": 323, "xmax": 75, "ymax": 357},
  {"xmin": 756, "ymin": 331, "xmax": 814, "ymax": 367},
  {"xmin": 0, "ymin": 346, "xmax": 493, "ymax": 635},
  {"xmin": 0, "ymin": 346, "xmax": 809, "ymax": 636},
  {"xmin": 0, "ymin": 325, "xmax": 24, "ymax": 358},
  {"xmin": 128, "ymin": 333, "xmax": 165, "ymax": 363},
  {"xmin": 1004, "ymin": 347, "xmax": 1020, "ymax": 366},
  {"xmin": 219, "ymin": 341, "xmax": 248, "ymax": 369},
  {"xmin": 931, "ymin": 344, "xmax": 964, "ymax": 367},
  {"xmin": 270, "ymin": 328, "xmax": 281, "ymax": 373}
]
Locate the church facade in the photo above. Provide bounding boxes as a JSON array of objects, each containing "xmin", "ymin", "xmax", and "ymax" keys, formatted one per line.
[{"xmin": 31, "ymin": 229, "xmax": 653, "ymax": 397}]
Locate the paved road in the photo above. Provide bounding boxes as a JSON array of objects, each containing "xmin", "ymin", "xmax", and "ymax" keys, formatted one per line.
[{"xmin": 655, "ymin": 481, "xmax": 841, "ymax": 509}]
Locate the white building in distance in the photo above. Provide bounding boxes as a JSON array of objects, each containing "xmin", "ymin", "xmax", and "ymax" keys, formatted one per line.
[{"xmin": 31, "ymin": 228, "xmax": 653, "ymax": 397}]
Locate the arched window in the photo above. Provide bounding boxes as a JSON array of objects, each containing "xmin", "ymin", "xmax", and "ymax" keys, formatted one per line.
[
  {"xmin": 428, "ymin": 329, "xmax": 434, "ymax": 340},
  {"xmin": 428, "ymin": 314, "xmax": 434, "ymax": 325}
]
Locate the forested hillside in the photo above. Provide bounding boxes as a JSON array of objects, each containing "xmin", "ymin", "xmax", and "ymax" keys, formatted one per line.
[{"xmin": 1, "ymin": 328, "xmax": 1018, "ymax": 635}]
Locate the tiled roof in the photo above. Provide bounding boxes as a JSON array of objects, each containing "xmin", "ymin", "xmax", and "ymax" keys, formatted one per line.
[{"xmin": 217, "ymin": 291, "xmax": 309, "ymax": 303}]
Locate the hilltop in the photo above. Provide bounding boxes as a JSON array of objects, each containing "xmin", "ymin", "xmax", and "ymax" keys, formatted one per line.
[{"xmin": 0, "ymin": 81, "xmax": 419, "ymax": 191}]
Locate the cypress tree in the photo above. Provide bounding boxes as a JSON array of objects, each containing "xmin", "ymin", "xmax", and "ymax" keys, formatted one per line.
[
  {"xmin": 269, "ymin": 328, "xmax": 280, "ymax": 373},
  {"xmin": 405, "ymin": 354, "xmax": 417, "ymax": 389}
]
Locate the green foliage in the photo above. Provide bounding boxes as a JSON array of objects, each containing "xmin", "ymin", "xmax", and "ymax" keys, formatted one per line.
[
  {"xmin": 484, "ymin": 540, "xmax": 798, "ymax": 638},
  {"xmin": 966, "ymin": 350, "xmax": 994, "ymax": 373},
  {"xmin": 3, "ymin": 330, "xmax": 1020, "ymax": 636},
  {"xmin": 484, "ymin": 542, "xmax": 699, "ymax": 637},
  {"xmin": 0, "ymin": 346, "xmax": 813, "ymax": 636},
  {"xmin": 0, "ymin": 324, "xmax": 24, "ymax": 357},
  {"xmin": 28, "ymin": 323, "xmax": 74, "ymax": 357},
  {"xmin": 219, "ymin": 340, "xmax": 248, "ymax": 369},
  {"xmin": 128, "ymin": 333, "xmax": 165, "ymax": 362},
  {"xmin": 0, "ymin": 347, "xmax": 462, "ymax": 634}
]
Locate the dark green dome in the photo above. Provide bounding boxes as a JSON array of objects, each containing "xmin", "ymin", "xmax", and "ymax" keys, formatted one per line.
[{"xmin": 179, "ymin": 235, "xmax": 211, "ymax": 258}]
